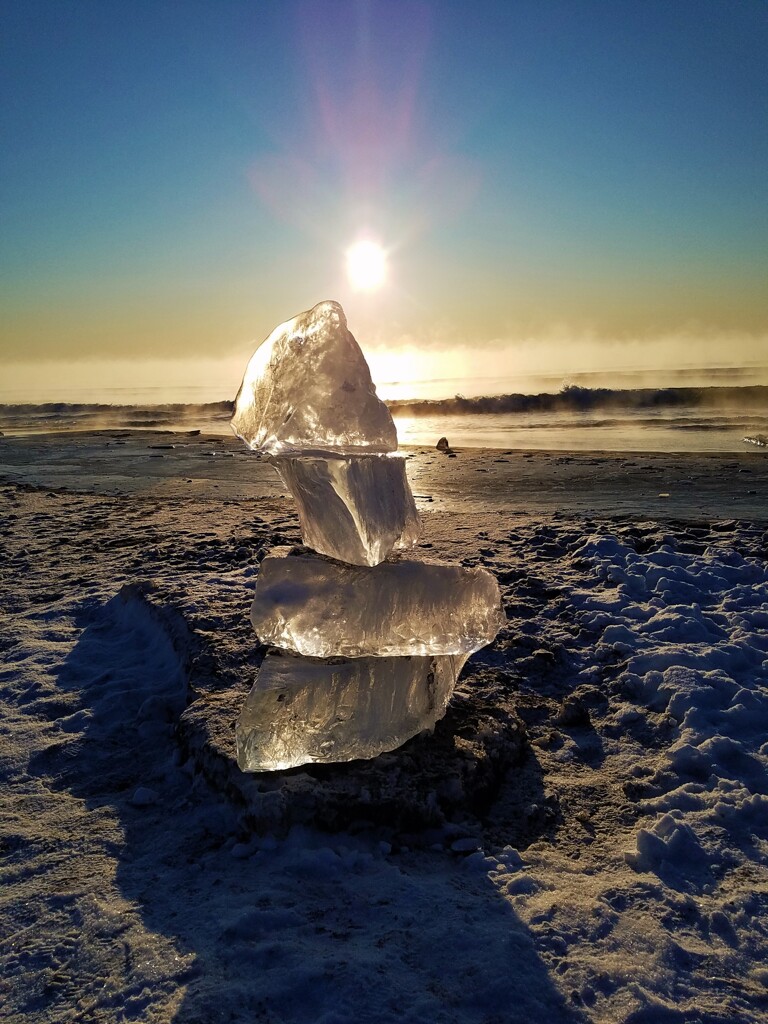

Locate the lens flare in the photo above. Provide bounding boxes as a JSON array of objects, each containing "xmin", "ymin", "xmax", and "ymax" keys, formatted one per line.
[{"xmin": 346, "ymin": 241, "xmax": 387, "ymax": 291}]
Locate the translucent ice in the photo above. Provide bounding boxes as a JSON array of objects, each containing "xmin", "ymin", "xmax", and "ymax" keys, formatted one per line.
[
  {"xmin": 271, "ymin": 453, "xmax": 420, "ymax": 566},
  {"xmin": 250, "ymin": 547, "xmax": 505, "ymax": 658},
  {"xmin": 230, "ymin": 301, "xmax": 505, "ymax": 772},
  {"xmin": 231, "ymin": 300, "xmax": 397, "ymax": 454},
  {"xmin": 236, "ymin": 650, "xmax": 467, "ymax": 771}
]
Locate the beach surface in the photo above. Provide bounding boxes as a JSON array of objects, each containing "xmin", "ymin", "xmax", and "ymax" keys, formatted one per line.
[
  {"xmin": 1, "ymin": 431, "xmax": 767, "ymax": 1023},
  {"xmin": 1, "ymin": 428, "xmax": 767, "ymax": 518}
]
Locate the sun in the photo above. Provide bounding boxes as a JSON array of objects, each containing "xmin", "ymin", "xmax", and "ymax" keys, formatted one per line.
[{"xmin": 345, "ymin": 240, "xmax": 387, "ymax": 291}]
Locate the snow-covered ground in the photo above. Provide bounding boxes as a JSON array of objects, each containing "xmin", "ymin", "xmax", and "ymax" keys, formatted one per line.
[{"xmin": 1, "ymin": 441, "xmax": 767, "ymax": 1023}]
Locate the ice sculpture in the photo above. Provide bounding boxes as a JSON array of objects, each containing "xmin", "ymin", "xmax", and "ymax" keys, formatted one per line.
[
  {"xmin": 231, "ymin": 301, "xmax": 504, "ymax": 771},
  {"xmin": 231, "ymin": 300, "xmax": 397, "ymax": 454},
  {"xmin": 236, "ymin": 650, "xmax": 467, "ymax": 770},
  {"xmin": 251, "ymin": 546, "xmax": 505, "ymax": 658},
  {"xmin": 271, "ymin": 453, "xmax": 420, "ymax": 566}
]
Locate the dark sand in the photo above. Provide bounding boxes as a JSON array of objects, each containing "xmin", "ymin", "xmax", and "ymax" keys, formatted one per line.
[{"xmin": 1, "ymin": 430, "xmax": 766, "ymax": 522}]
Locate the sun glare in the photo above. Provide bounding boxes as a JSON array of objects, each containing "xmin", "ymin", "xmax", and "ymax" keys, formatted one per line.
[{"xmin": 346, "ymin": 241, "xmax": 387, "ymax": 291}]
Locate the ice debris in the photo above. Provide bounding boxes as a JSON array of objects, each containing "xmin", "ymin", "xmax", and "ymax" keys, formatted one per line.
[
  {"xmin": 271, "ymin": 453, "xmax": 420, "ymax": 566},
  {"xmin": 231, "ymin": 301, "xmax": 504, "ymax": 771},
  {"xmin": 236, "ymin": 650, "xmax": 467, "ymax": 770},
  {"xmin": 250, "ymin": 546, "xmax": 505, "ymax": 659},
  {"xmin": 231, "ymin": 300, "xmax": 397, "ymax": 455}
]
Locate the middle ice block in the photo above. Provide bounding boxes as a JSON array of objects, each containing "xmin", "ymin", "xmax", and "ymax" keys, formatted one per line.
[
  {"xmin": 271, "ymin": 452, "xmax": 420, "ymax": 566},
  {"xmin": 251, "ymin": 546, "xmax": 505, "ymax": 658}
]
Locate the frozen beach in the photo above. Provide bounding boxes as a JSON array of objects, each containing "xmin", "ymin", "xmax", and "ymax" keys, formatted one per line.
[{"xmin": 1, "ymin": 431, "xmax": 768, "ymax": 1023}]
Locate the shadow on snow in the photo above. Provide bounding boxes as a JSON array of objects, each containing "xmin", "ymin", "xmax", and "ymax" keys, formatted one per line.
[{"xmin": 28, "ymin": 586, "xmax": 587, "ymax": 1024}]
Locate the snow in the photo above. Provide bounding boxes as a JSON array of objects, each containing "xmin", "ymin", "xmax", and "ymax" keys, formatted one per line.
[
  {"xmin": 1, "ymin": 468, "xmax": 767, "ymax": 1023},
  {"xmin": 570, "ymin": 534, "xmax": 768, "ymax": 898}
]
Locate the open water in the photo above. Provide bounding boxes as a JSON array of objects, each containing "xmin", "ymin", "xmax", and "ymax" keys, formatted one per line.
[{"xmin": 0, "ymin": 368, "xmax": 766, "ymax": 453}]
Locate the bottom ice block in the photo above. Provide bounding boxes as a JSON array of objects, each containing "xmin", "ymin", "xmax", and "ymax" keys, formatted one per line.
[{"xmin": 236, "ymin": 649, "xmax": 468, "ymax": 771}]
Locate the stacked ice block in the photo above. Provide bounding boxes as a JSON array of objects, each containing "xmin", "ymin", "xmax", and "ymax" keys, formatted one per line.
[{"xmin": 231, "ymin": 300, "xmax": 504, "ymax": 770}]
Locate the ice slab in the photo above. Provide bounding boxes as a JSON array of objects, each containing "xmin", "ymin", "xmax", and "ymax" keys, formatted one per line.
[
  {"xmin": 271, "ymin": 453, "xmax": 420, "ymax": 566},
  {"xmin": 231, "ymin": 300, "xmax": 397, "ymax": 454},
  {"xmin": 236, "ymin": 650, "xmax": 467, "ymax": 771},
  {"xmin": 251, "ymin": 547, "xmax": 505, "ymax": 658}
]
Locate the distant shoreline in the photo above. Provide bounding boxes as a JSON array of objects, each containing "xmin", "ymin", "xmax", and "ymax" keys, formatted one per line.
[{"xmin": 2, "ymin": 383, "xmax": 766, "ymax": 454}]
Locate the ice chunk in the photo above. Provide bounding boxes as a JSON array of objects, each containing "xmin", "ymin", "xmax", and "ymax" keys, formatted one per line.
[
  {"xmin": 231, "ymin": 300, "xmax": 397, "ymax": 454},
  {"xmin": 250, "ymin": 547, "xmax": 505, "ymax": 658},
  {"xmin": 236, "ymin": 649, "xmax": 467, "ymax": 771},
  {"xmin": 229, "ymin": 300, "xmax": 505, "ymax": 772},
  {"xmin": 271, "ymin": 453, "xmax": 420, "ymax": 566}
]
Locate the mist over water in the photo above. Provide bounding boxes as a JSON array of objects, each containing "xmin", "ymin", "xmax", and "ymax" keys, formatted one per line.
[
  {"xmin": 1, "ymin": 370, "xmax": 766, "ymax": 453},
  {"xmin": 376, "ymin": 363, "xmax": 768, "ymax": 403},
  {"xmin": 393, "ymin": 410, "xmax": 768, "ymax": 454}
]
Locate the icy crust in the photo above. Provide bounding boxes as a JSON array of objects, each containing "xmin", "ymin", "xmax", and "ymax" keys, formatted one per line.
[
  {"xmin": 569, "ymin": 534, "xmax": 768, "ymax": 876},
  {"xmin": 270, "ymin": 453, "xmax": 420, "ymax": 566},
  {"xmin": 236, "ymin": 650, "xmax": 467, "ymax": 771},
  {"xmin": 250, "ymin": 547, "xmax": 506, "ymax": 658},
  {"xmin": 230, "ymin": 300, "xmax": 397, "ymax": 454}
]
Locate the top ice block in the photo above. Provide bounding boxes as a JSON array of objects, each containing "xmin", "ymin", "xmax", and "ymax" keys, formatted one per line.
[{"xmin": 231, "ymin": 300, "xmax": 398, "ymax": 455}]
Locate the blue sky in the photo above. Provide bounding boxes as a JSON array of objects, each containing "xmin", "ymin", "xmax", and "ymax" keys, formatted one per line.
[{"xmin": 1, "ymin": 0, "xmax": 766, "ymax": 389}]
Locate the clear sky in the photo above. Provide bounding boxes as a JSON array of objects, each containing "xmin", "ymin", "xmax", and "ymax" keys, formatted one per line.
[{"xmin": 1, "ymin": 0, "xmax": 767, "ymax": 398}]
